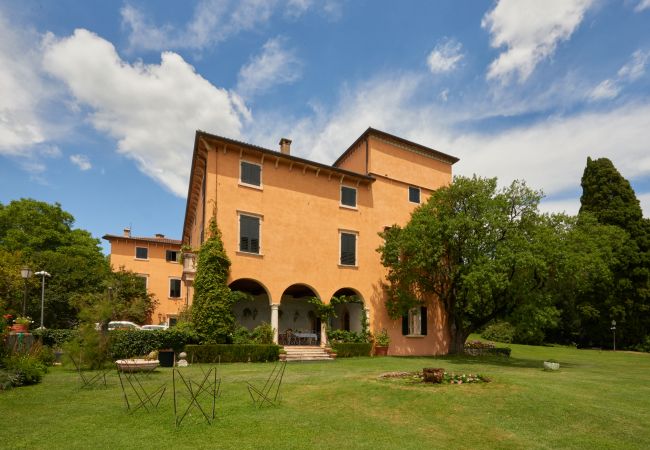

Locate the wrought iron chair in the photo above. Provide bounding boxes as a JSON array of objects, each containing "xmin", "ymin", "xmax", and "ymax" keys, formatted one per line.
[
  {"xmin": 172, "ymin": 365, "xmax": 220, "ymax": 426},
  {"xmin": 69, "ymin": 353, "xmax": 109, "ymax": 389},
  {"xmin": 247, "ymin": 360, "xmax": 287, "ymax": 408},
  {"xmin": 117, "ymin": 364, "xmax": 166, "ymax": 413}
]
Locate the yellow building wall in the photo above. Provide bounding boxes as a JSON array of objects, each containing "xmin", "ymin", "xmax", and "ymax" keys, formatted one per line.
[
  {"xmin": 107, "ymin": 238, "xmax": 184, "ymax": 325},
  {"xmin": 186, "ymin": 133, "xmax": 454, "ymax": 355}
]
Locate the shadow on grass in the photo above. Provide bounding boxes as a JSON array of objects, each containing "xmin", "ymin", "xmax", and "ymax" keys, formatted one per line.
[{"xmin": 390, "ymin": 355, "xmax": 578, "ymax": 370}]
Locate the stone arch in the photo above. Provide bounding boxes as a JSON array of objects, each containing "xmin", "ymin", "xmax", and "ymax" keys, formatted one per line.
[
  {"xmin": 229, "ymin": 278, "xmax": 272, "ymax": 330},
  {"xmin": 330, "ymin": 287, "xmax": 366, "ymax": 333},
  {"xmin": 279, "ymin": 283, "xmax": 321, "ymax": 345}
]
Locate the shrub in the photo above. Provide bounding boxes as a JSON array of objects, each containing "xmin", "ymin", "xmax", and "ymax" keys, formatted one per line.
[
  {"xmin": 633, "ymin": 336, "xmax": 650, "ymax": 353},
  {"xmin": 32, "ymin": 329, "xmax": 78, "ymax": 348},
  {"xmin": 327, "ymin": 330, "xmax": 370, "ymax": 344},
  {"xmin": 109, "ymin": 328, "xmax": 198, "ymax": 359},
  {"xmin": 4, "ymin": 354, "xmax": 47, "ymax": 386},
  {"xmin": 232, "ymin": 325, "xmax": 253, "ymax": 344},
  {"xmin": 481, "ymin": 322, "xmax": 515, "ymax": 343},
  {"xmin": 330, "ymin": 342, "xmax": 372, "ymax": 357},
  {"xmin": 251, "ymin": 323, "xmax": 274, "ymax": 344},
  {"xmin": 185, "ymin": 344, "xmax": 280, "ymax": 363}
]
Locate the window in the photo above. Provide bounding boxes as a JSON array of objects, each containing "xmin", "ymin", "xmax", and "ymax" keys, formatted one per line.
[
  {"xmin": 169, "ymin": 278, "xmax": 181, "ymax": 298},
  {"xmin": 166, "ymin": 250, "xmax": 179, "ymax": 262},
  {"xmin": 340, "ymin": 186, "xmax": 357, "ymax": 208},
  {"xmin": 340, "ymin": 232, "xmax": 357, "ymax": 266},
  {"xmin": 135, "ymin": 247, "xmax": 148, "ymax": 259},
  {"xmin": 239, "ymin": 214, "xmax": 260, "ymax": 254},
  {"xmin": 402, "ymin": 307, "xmax": 428, "ymax": 336},
  {"xmin": 240, "ymin": 161, "xmax": 261, "ymax": 187},
  {"xmin": 409, "ymin": 186, "xmax": 421, "ymax": 204}
]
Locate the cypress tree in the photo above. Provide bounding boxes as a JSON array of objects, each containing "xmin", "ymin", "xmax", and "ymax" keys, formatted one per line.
[{"xmin": 191, "ymin": 218, "xmax": 237, "ymax": 343}]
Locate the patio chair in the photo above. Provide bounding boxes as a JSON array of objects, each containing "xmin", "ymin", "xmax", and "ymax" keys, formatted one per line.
[
  {"xmin": 172, "ymin": 365, "xmax": 220, "ymax": 427},
  {"xmin": 117, "ymin": 366, "xmax": 166, "ymax": 413},
  {"xmin": 247, "ymin": 360, "xmax": 287, "ymax": 408},
  {"xmin": 69, "ymin": 353, "xmax": 109, "ymax": 389}
]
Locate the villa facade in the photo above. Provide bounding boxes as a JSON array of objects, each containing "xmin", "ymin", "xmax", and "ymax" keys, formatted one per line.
[
  {"xmin": 103, "ymin": 230, "xmax": 185, "ymax": 326},
  {"xmin": 181, "ymin": 128, "xmax": 459, "ymax": 355}
]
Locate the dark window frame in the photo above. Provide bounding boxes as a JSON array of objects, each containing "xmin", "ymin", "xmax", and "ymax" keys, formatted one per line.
[
  {"xmin": 339, "ymin": 231, "xmax": 357, "ymax": 266},
  {"xmin": 239, "ymin": 214, "xmax": 261, "ymax": 254},
  {"xmin": 135, "ymin": 247, "xmax": 148, "ymax": 260},
  {"xmin": 409, "ymin": 186, "xmax": 421, "ymax": 204},
  {"xmin": 340, "ymin": 185, "xmax": 357, "ymax": 208},
  {"xmin": 169, "ymin": 278, "xmax": 181, "ymax": 298},
  {"xmin": 166, "ymin": 250, "xmax": 179, "ymax": 262}
]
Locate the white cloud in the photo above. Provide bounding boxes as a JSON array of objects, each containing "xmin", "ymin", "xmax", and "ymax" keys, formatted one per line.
[
  {"xmin": 236, "ymin": 37, "xmax": 302, "ymax": 98},
  {"xmin": 122, "ymin": 0, "xmax": 277, "ymax": 52},
  {"xmin": 588, "ymin": 50, "xmax": 649, "ymax": 101},
  {"xmin": 635, "ymin": 0, "xmax": 650, "ymax": 12},
  {"xmin": 482, "ymin": 0, "xmax": 594, "ymax": 83},
  {"xmin": 427, "ymin": 38, "xmax": 464, "ymax": 74},
  {"xmin": 70, "ymin": 154, "xmax": 91, "ymax": 171},
  {"xmin": 638, "ymin": 192, "xmax": 650, "ymax": 217},
  {"xmin": 42, "ymin": 29, "xmax": 247, "ymax": 196}
]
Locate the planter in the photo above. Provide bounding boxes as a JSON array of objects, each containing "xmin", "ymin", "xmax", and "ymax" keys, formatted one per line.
[
  {"xmin": 374, "ymin": 346, "xmax": 389, "ymax": 356},
  {"xmin": 116, "ymin": 359, "xmax": 160, "ymax": 373},
  {"xmin": 158, "ymin": 349, "xmax": 175, "ymax": 367},
  {"xmin": 423, "ymin": 367, "xmax": 445, "ymax": 383},
  {"xmin": 10, "ymin": 324, "xmax": 29, "ymax": 333},
  {"xmin": 279, "ymin": 353, "xmax": 287, "ymax": 362},
  {"xmin": 543, "ymin": 361, "xmax": 560, "ymax": 371}
]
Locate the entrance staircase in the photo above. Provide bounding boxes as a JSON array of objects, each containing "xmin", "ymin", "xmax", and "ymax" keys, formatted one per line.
[{"xmin": 283, "ymin": 346, "xmax": 334, "ymax": 362}]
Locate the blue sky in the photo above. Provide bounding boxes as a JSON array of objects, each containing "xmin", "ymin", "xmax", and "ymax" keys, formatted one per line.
[{"xmin": 1, "ymin": 0, "xmax": 650, "ymax": 253}]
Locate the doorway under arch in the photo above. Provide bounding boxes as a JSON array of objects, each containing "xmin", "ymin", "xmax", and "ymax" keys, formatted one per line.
[{"xmin": 229, "ymin": 278, "xmax": 271, "ymax": 330}]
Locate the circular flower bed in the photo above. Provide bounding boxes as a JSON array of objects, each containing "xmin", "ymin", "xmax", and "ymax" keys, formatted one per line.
[{"xmin": 378, "ymin": 369, "xmax": 491, "ymax": 385}]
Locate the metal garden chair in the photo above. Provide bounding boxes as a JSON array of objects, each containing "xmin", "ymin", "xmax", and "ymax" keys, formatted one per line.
[{"xmin": 247, "ymin": 360, "xmax": 287, "ymax": 408}]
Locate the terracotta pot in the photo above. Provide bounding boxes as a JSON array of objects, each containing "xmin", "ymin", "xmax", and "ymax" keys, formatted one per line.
[
  {"xmin": 423, "ymin": 367, "xmax": 445, "ymax": 383},
  {"xmin": 374, "ymin": 346, "xmax": 389, "ymax": 356},
  {"xmin": 11, "ymin": 324, "xmax": 28, "ymax": 333}
]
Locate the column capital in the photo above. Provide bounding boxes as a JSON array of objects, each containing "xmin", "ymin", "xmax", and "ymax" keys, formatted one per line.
[{"xmin": 271, "ymin": 303, "xmax": 280, "ymax": 311}]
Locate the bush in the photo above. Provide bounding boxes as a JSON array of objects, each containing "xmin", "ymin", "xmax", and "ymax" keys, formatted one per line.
[
  {"xmin": 32, "ymin": 329, "xmax": 78, "ymax": 348},
  {"xmin": 185, "ymin": 344, "xmax": 280, "ymax": 363},
  {"xmin": 109, "ymin": 328, "xmax": 199, "ymax": 359},
  {"xmin": 232, "ymin": 325, "xmax": 253, "ymax": 344},
  {"xmin": 4, "ymin": 354, "xmax": 47, "ymax": 386},
  {"xmin": 481, "ymin": 322, "xmax": 515, "ymax": 343},
  {"xmin": 330, "ymin": 342, "xmax": 372, "ymax": 357},
  {"xmin": 251, "ymin": 323, "xmax": 274, "ymax": 344},
  {"xmin": 327, "ymin": 330, "xmax": 370, "ymax": 344},
  {"xmin": 633, "ymin": 336, "xmax": 650, "ymax": 353}
]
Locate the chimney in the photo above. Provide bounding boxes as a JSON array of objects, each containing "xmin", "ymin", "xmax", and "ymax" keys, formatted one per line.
[
  {"xmin": 155, "ymin": 233, "xmax": 165, "ymax": 239},
  {"xmin": 279, "ymin": 138, "xmax": 292, "ymax": 155},
  {"xmin": 123, "ymin": 227, "xmax": 131, "ymax": 238}
]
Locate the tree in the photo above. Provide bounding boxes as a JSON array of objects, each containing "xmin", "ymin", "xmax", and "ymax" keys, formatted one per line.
[
  {"xmin": 379, "ymin": 176, "xmax": 547, "ymax": 353},
  {"xmin": 0, "ymin": 199, "xmax": 110, "ymax": 327},
  {"xmin": 191, "ymin": 218, "xmax": 240, "ymax": 343},
  {"xmin": 578, "ymin": 157, "xmax": 650, "ymax": 348}
]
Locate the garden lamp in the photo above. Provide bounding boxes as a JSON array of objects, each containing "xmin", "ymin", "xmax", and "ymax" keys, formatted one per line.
[
  {"xmin": 34, "ymin": 271, "xmax": 51, "ymax": 329},
  {"xmin": 20, "ymin": 267, "xmax": 33, "ymax": 315}
]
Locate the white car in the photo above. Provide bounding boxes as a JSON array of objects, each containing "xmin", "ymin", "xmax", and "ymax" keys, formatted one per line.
[
  {"xmin": 141, "ymin": 324, "xmax": 169, "ymax": 331},
  {"xmin": 108, "ymin": 321, "xmax": 142, "ymax": 330}
]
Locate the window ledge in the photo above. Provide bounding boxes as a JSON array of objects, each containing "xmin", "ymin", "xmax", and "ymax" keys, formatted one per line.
[
  {"xmin": 339, "ymin": 204, "xmax": 358, "ymax": 211},
  {"xmin": 236, "ymin": 251, "xmax": 264, "ymax": 258},
  {"xmin": 338, "ymin": 264, "xmax": 358, "ymax": 269},
  {"xmin": 134, "ymin": 258, "xmax": 149, "ymax": 261},
  {"xmin": 238, "ymin": 182, "xmax": 263, "ymax": 191},
  {"xmin": 405, "ymin": 334, "xmax": 425, "ymax": 338}
]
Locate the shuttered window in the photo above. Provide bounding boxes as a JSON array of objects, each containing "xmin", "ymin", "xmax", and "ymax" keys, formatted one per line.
[
  {"xmin": 341, "ymin": 186, "xmax": 357, "ymax": 207},
  {"xmin": 240, "ymin": 215, "xmax": 260, "ymax": 254},
  {"xmin": 340, "ymin": 232, "xmax": 356, "ymax": 266},
  {"xmin": 240, "ymin": 161, "xmax": 261, "ymax": 186},
  {"xmin": 135, "ymin": 247, "xmax": 148, "ymax": 259},
  {"xmin": 409, "ymin": 186, "xmax": 421, "ymax": 203},
  {"xmin": 169, "ymin": 279, "xmax": 181, "ymax": 298},
  {"xmin": 403, "ymin": 307, "xmax": 428, "ymax": 335},
  {"xmin": 166, "ymin": 250, "xmax": 179, "ymax": 262}
]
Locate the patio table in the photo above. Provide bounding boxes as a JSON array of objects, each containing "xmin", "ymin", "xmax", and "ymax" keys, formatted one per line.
[{"xmin": 294, "ymin": 332, "xmax": 318, "ymax": 345}]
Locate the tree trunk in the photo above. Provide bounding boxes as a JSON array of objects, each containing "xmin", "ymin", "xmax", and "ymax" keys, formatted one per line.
[{"xmin": 448, "ymin": 327, "xmax": 469, "ymax": 354}]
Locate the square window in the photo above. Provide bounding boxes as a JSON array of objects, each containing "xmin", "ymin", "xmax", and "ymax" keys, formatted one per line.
[
  {"xmin": 166, "ymin": 250, "xmax": 179, "ymax": 262},
  {"xmin": 409, "ymin": 186, "xmax": 421, "ymax": 204},
  {"xmin": 408, "ymin": 308, "xmax": 421, "ymax": 335},
  {"xmin": 169, "ymin": 279, "xmax": 181, "ymax": 298},
  {"xmin": 239, "ymin": 215, "xmax": 260, "ymax": 254},
  {"xmin": 135, "ymin": 247, "xmax": 148, "ymax": 259},
  {"xmin": 240, "ymin": 161, "xmax": 261, "ymax": 186},
  {"xmin": 340, "ymin": 232, "xmax": 357, "ymax": 266},
  {"xmin": 341, "ymin": 186, "xmax": 357, "ymax": 208}
]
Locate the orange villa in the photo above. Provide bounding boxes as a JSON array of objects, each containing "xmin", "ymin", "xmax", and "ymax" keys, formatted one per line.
[
  {"xmin": 179, "ymin": 127, "xmax": 459, "ymax": 355},
  {"xmin": 103, "ymin": 230, "xmax": 185, "ymax": 326}
]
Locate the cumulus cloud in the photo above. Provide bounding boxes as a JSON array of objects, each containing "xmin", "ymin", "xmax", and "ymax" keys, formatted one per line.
[
  {"xmin": 42, "ymin": 29, "xmax": 247, "ymax": 196},
  {"xmin": 236, "ymin": 37, "xmax": 302, "ymax": 98},
  {"xmin": 482, "ymin": 0, "xmax": 594, "ymax": 83},
  {"xmin": 70, "ymin": 154, "xmax": 91, "ymax": 171},
  {"xmin": 635, "ymin": 0, "xmax": 650, "ymax": 12},
  {"xmin": 427, "ymin": 38, "xmax": 464, "ymax": 74},
  {"xmin": 122, "ymin": 0, "xmax": 277, "ymax": 52},
  {"xmin": 589, "ymin": 49, "xmax": 650, "ymax": 101}
]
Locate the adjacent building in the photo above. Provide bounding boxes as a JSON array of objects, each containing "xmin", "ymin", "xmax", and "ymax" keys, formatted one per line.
[
  {"xmin": 103, "ymin": 229, "xmax": 185, "ymax": 326},
  {"xmin": 181, "ymin": 127, "xmax": 459, "ymax": 355}
]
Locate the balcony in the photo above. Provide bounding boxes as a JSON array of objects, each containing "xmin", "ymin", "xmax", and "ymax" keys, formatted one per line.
[{"xmin": 181, "ymin": 252, "xmax": 197, "ymax": 284}]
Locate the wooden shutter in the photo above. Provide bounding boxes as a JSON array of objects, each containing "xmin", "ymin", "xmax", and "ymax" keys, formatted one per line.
[
  {"xmin": 402, "ymin": 315, "xmax": 408, "ymax": 335},
  {"xmin": 241, "ymin": 162, "xmax": 261, "ymax": 186},
  {"xmin": 420, "ymin": 306, "xmax": 427, "ymax": 335},
  {"xmin": 340, "ymin": 233, "xmax": 356, "ymax": 265},
  {"xmin": 240, "ymin": 215, "xmax": 260, "ymax": 253},
  {"xmin": 341, "ymin": 186, "xmax": 356, "ymax": 207}
]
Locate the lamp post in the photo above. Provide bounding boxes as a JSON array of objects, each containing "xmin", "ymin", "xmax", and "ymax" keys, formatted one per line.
[
  {"xmin": 34, "ymin": 271, "xmax": 51, "ymax": 329},
  {"xmin": 20, "ymin": 267, "xmax": 33, "ymax": 316},
  {"xmin": 611, "ymin": 320, "xmax": 616, "ymax": 352}
]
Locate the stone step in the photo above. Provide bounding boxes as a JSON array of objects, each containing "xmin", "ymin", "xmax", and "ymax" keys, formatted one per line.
[{"xmin": 282, "ymin": 345, "xmax": 334, "ymax": 362}]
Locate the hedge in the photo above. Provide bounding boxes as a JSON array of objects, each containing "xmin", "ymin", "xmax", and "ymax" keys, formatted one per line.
[
  {"xmin": 32, "ymin": 329, "xmax": 78, "ymax": 348},
  {"xmin": 109, "ymin": 329, "xmax": 199, "ymax": 359},
  {"xmin": 331, "ymin": 342, "xmax": 372, "ymax": 357},
  {"xmin": 185, "ymin": 344, "xmax": 280, "ymax": 363},
  {"xmin": 464, "ymin": 347, "xmax": 511, "ymax": 357}
]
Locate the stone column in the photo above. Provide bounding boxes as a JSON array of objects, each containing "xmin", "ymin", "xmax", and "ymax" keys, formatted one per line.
[
  {"xmin": 320, "ymin": 322, "xmax": 327, "ymax": 347},
  {"xmin": 364, "ymin": 307, "xmax": 371, "ymax": 330},
  {"xmin": 271, "ymin": 304, "xmax": 279, "ymax": 344}
]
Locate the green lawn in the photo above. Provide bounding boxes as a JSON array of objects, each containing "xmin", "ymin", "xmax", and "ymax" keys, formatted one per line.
[{"xmin": 2, "ymin": 341, "xmax": 650, "ymax": 449}]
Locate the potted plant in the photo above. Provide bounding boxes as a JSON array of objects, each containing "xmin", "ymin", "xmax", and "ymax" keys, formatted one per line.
[
  {"xmin": 374, "ymin": 329, "xmax": 391, "ymax": 356},
  {"xmin": 11, "ymin": 316, "xmax": 32, "ymax": 333}
]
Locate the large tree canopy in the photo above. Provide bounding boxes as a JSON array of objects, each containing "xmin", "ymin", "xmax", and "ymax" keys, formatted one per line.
[{"xmin": 379, "ymin": 176, "xmax": 548, "ymax": 353}]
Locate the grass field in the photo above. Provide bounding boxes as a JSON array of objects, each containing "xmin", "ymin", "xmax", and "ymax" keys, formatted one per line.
[{"xmin": 2, "ymin": 340, "xmax": 649, "ymax": 449}]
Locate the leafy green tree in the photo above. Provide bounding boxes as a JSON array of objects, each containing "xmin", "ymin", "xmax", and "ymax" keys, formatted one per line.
[
  {"xmin": 0, "ymin": 199, "xmax": 109, "ymax": 327},
  {"xmin": 379, "ymin": 176, "xmax": 548, "ymax": 353},
  {"xmin": 191, "ymin": 219, "xmax": 240, "ymax": 343}
]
